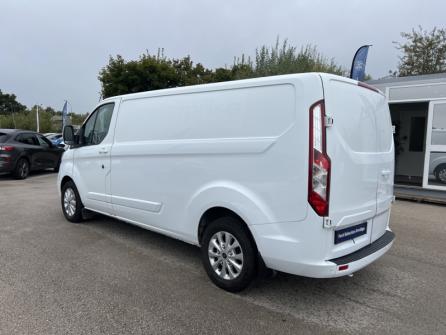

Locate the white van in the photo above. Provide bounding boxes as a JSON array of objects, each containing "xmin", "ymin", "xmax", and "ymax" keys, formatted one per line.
[{"xmin": 59, "ymin": 73, "xmax": 395, "ymax": 292}]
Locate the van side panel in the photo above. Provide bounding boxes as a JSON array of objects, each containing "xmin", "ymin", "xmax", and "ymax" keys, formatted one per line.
[
  {"xmin": 110, "ymin": 75, "xmax": 323, "ymax": 243},
  {"xmin": 114, "ymin": 85, "xmax": 295, "ymax": 141}
]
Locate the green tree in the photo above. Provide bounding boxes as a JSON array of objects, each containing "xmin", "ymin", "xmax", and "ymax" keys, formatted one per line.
[
  {"xmin": 98, "ymin": 39, "xmax": 346, "ymax": 98},
  {"xmin": 395, "ymin": 26, "xmax": 446, "ymax": 76},
  {"xmin": 172, "ymin": 56, "xmax": 215, "ymax": 86},
  {"xmin": 98, "ymin": 52, "xmax": 218, "ymax": 98},
  {"xmin": 0, "ymin": 90, "xmax": 27, "ymax": 115},
  {"xmin": 28, "ymin": 105, "xmax": 58, "ymax": 133},
  {"xmin": 70, "ymin": 113, "xmax": 87, "ymax": 126},
  {"xmin": 232, "ymin": 38, "xmax": 345, "ymax": 78},
  {"xmin": 0, "ymin": 89, "xmax": 86, "ymax": 131},
  {"xmin": 98, "ymin": 54, "xmax": 175, "ymax": 98},
  {"xmin": 213, "ymin": 67, "xmax": 235, "ymax": 82},
  {"xmin": 0, "ymin": 90, "xmax": 27, "ymax": 128}
]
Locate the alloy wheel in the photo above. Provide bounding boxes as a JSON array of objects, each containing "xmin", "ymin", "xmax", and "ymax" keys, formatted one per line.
[
  {"xmin": 20, "ymin": 161, "xmax": 29, "ymax": 178},
  {"xmin": 63, "ymin": 188, "xmax": 77, "ymax": 217},
  {"xmin": 208, "ymin": 231, "xmax": 244, "ymax": 280}
]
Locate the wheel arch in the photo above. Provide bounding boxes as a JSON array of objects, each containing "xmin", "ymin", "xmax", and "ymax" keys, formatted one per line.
[
  {"xmin": 60, "ymin": 175, "xmax": 74, "ymax": 189},
  {"xmin": 197, "ymin": 205, "xmax": 271, "ymax": 279},
  {"xmin": 189, "ymin": 181, "xmax": 275, "ymax": 247},
  {"xmin": 198, "ymin": 207, "xmax": 256, "ymax": 247}
]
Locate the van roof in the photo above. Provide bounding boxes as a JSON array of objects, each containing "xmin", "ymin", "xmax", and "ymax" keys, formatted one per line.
[{"xmin": 102, "ymin": 72, "xmax": 353, "ymax": 103}]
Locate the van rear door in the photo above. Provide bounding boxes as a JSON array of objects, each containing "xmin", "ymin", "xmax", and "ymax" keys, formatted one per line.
[{"xmin": 320, "ymin": 75, "xmax": 394, "ymax": 258}]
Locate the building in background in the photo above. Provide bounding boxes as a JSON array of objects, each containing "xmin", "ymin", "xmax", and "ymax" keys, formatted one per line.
[{"xmin": 369, "ymin": 73, "xmax": 446, "ymax": 202}]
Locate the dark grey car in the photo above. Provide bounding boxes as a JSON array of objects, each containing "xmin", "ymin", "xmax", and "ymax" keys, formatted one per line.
[{"xmin": 0, "ymin": 129, "xmax": 65, "ymax": 179}]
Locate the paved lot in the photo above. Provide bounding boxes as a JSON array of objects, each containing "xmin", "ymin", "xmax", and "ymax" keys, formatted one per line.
[{"xmin": 0, "ymin": 173, "xmax": 445, "ymax": 335}]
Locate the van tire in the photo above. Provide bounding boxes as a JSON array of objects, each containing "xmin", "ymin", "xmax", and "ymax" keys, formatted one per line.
[
  {"xmin": 61, "ymin": 181, "xmax": 84, "ymax": 223},
  {"xmin": 201, "ymin": 217, "xmax": 257, "ymax": 292},
  {"xmin": 434, "ymin": 164, "xmax": 446, "ymax": 184}
]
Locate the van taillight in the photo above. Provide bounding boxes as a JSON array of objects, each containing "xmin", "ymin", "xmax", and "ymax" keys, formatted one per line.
[{"xmin": 308, "ymin": 100, "xmax": 330, "ymax": 216}]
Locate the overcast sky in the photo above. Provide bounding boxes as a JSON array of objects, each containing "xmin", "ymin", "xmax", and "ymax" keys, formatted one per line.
[{"xmin": 1, "ymin": 0, "xmax": 445, "ymax": 113}]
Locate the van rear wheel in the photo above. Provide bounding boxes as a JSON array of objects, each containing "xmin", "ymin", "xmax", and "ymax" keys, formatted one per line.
[
  {"xmin": 201, "ymin": 217, "xmax": 257, "ymax": 292},
  {"xmin": 61, "ymin": 181, "xmax": 84, "ymax": 223}
]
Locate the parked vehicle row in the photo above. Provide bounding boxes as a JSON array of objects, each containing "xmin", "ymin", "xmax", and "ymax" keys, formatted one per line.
[
  {"xmin": 45, "ymin": 133, "xmax": 63, "ymax": 145},
  {"xmin": 0, "ymin": 129, "xmax": 65, "ymax": 179},
  {"xmin": 58, "ymin": 73, "xmax": 395, "ymax": 292}
]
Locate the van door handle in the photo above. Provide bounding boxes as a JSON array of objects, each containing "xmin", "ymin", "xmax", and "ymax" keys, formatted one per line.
[
  {"xmin": 98, "ymin": 148, "xmax": 108, "ymax": 154},
  {"xmin": 381, "ymin": 169, "xmax": 391, "ymax": 178}
]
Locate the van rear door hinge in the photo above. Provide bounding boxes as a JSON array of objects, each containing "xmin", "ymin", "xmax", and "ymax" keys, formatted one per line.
[
  {"xmin": 323, "ymin": 217, "xmax": 333, "ymax": 229},
  {"xmin": 324, "ymin": 115, "xmax": 333, "ymax": 127}
]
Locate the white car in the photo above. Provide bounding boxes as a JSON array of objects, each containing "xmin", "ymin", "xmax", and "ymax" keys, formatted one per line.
[
  {"xmin": 58, "ymin": 73, "xmax": 395, "ymax": 291},
  {"xmin": 428, "ymin": 151, "xmax": 446, "ymax": 183}
]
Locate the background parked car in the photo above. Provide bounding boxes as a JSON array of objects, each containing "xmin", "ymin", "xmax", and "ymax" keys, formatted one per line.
[
  {"xmin": 0, "ymin": 129, "xmax": 65, "ymax": 179},
  {"xmin": 429, "ymin": 151, "xmax": 446, "ymax": 184},
  {"xmin": 44, "ymin": 133, "xmax": 68, "ymax": 150},
  {"xmin": 45, "ymin": 133, "xmax": 63, "ymax": 144}
]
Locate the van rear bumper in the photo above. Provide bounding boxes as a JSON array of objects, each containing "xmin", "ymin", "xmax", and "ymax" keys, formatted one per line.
[
  {"xmin": 328, "ymin": 230, "xmax": 394, "ymax": 265},
  {"xmin": 253, "ymin": 225, "xmax": 395, "ymax": 278}
]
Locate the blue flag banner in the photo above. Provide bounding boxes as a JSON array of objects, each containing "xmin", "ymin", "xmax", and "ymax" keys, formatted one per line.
[
  {"xmin": 62, "ymin": 101, "xmax": 68, "ymax": 129},
  {"xmin": 350, "ymin": 45, "xmax": 371, "ymax": 81}
]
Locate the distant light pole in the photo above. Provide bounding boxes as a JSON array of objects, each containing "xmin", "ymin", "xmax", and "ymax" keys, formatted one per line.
[{"xmin": 36, "ymin": 104, "xmax": 42, "ymax": 133}]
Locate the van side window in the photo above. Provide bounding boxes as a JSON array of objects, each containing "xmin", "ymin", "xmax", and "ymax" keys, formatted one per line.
[
  {"xmin": 80, "ymin": 103, "xmax": 114, "ymax": 146},
  {"xmin": 92, "ymin": 104, "xmax": 114, "ymax": 145},
  {"xmin": 81, "ymin": 111, "xmax": 98, "ymax": 146}
]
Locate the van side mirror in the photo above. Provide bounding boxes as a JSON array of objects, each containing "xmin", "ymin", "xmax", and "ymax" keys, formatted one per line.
[{"xmin": 63, "ymin": 125, "xmax": 75, "ymax": 145}]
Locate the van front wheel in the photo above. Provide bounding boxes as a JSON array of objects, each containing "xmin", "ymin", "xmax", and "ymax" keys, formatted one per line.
[
  {"xmin": 61, "ymin": 181, "xmax": 84, "ymax": 223},
  {"xmin": 201, "ymin": 217, "xmax": 257, "ymax": 292}
]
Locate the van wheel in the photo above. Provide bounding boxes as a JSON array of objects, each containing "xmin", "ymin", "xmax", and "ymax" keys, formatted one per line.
[
  {"xmin": 435, "ymin": 164, "xmax": 446, "ymax": 184},
  {"xmin": 201, "ymin": 217, "xmax": 257, "ymax": 292},
  {"xmin": 13, "ymin": 158, "xmax": 29, "ymax": 179},
  {"xmin": 61, "ymin": 181, "xmax": 84, "ymax": 223}
]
